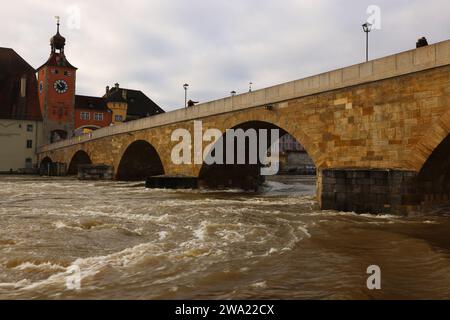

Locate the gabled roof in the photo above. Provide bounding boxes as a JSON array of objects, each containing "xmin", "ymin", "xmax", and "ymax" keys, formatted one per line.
[
  {"xmin": 75, "ymin": 95, "xmax": 108, "ymax": 111},
  {"xmin": 0, "ymin": 47, "xmax": 35, "ymax": 75},
  {"xmin": 0, "ymin": 47, "xmax": 42, "ymax": 121},
  {"xmin": 104, "ymin": 87, "xmax": 165, "ymax": 119}
]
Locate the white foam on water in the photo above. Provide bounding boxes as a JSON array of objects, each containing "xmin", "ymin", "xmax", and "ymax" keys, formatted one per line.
[
  {"xmin": 53, "ymin": 221, "xmax": 83, "ymax": 231},
  {"xmin": 0, "ymin": 279, "xmax": 32, "ymax": 289},
  {"xmin": 262, "ymin": 180, "xmax": 291, "ymax": 192},
  {"xmin": 250, "ymin": 281, "xmax": 267, "ymax": 289},
  {"xmin": 158, "ymin": 231, "xmax": 169, "ymax": 240},
  {"xmin": 298, "ymin": 225, "xmax": 311, "ymax": 238},
  {"xmin": 15, "ymin": 242, "xmax": 163, "ymax": 291},
  {"xmin": 13, "ymin": 261, "xmax": 66, "ymax": 272},
  {"xmin": 193, "ymin": 221, "xmax": 208, "ymax": 241}
]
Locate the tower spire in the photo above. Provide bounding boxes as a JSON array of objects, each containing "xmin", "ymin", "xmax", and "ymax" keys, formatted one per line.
[
  {"xmin": 50, "ymin": 16, "xmax": 65, "ymax": 53},
  {"xmin": 55, "ymin": 15, "xmax": 60, "ymax": 33}
]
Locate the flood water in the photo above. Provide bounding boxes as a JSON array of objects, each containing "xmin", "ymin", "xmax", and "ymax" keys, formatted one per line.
[{"xmin": 0, "ymin": 175, "xmax": 449, "ymax": 299}]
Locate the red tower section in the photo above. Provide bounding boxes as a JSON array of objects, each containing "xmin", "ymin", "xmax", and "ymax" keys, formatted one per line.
[{"xmin": 37, "ymin": 19, "xmax": 77, "ymax": 144}]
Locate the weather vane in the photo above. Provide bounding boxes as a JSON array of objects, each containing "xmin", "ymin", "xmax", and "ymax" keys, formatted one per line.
[{"xmin": 55, "ymin": 15, "xmax": 60, "ymax": 25}]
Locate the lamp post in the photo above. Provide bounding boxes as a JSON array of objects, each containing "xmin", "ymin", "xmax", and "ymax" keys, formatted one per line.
[
  {"xmin": 249, "ymin": 82, "xmax": 253, "ymax": 92},
  {"xmin": 183, "ymin": 83, "xmax": 189, "ymax": 108},
  {"xmin": 230, "ymin": 90, "xmax": 236, "ymax": 97},
  {"xmin": 362, "ymin": 22, "xmax": 372, "ymax": 62}
]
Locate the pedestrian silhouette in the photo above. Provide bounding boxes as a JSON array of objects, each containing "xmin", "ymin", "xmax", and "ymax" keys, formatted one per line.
[{"xmin": 187, "ymin": 100, "xmax": 199, "ymax": 107}]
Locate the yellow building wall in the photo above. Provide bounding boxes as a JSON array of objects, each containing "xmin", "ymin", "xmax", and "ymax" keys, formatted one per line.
[
  {"xmin": 108, "ymin": 102, "xmax": 127, "ymax": 124},
  {"xmin": 0, "ymin": 119, "xmax": 44, "ymax": 172}
]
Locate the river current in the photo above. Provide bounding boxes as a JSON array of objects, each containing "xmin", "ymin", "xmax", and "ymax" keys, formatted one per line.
[{"xmin": 0, "ymin": 175, "xmax": 449, "ymax": 299}]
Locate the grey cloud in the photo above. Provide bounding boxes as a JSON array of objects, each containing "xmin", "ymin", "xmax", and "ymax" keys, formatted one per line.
[{"xmin": 1, "ymin": 0, "xmax": 449, "ymax": 110}]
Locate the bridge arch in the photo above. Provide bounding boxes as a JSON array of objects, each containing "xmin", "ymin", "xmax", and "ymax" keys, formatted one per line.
[
  {"xmin": 413, "ymin": 109, "xmax": 450, "ymax": 171},
  {"xmin": 416, "ymin": 134, "xmax": 450, "ymax": 202},
  {"xmin": 67, "ymin": 150, "xmax": 92, "ymax": 175},
  {"xmin": 199, "ymin": 108, "xmax": 321, "ymax": 169},
  {"xmin": 39, "ymin": 156, "xmax": 53, "ymax": 175},
  {"xmin": 40, "ymin": 156, "xmax": 53, "ymax": 168},
  {"xmin": 116, "ymin": 140, "xmax": 165, "ymax": 181},
  {"xmin": 198, "ymin": 120, "xmax": 315, "ymax": 190}
]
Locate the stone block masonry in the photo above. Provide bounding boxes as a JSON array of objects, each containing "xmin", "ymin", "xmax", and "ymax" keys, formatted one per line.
[{"xmin": 320, "ymin": 169, "xmax": 437, "ymax": 215}]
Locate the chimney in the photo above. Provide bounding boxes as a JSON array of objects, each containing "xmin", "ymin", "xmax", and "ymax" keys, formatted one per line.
[
  {"xmin": 115, "ymin": 83, "xmax": 119, "ymax": 90},
  {"xmin": 20, "ymin": 76, "xmax": 27, "ymax": 98},
  {"xmin": 106, "ymin": 86, "xmax": 110, "ymax": 94},
  {"xmin": 416, "ymin": 37, "xmax": 429, "ymax": 48},
  {"xmin": 122, "ymin": 89, "xmax": 127, "ymax": 100}
]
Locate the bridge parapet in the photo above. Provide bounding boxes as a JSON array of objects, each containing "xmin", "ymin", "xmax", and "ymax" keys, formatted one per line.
[{"xmin": 38, "ymin": 39, "xmax": 450, "ymax": 153}]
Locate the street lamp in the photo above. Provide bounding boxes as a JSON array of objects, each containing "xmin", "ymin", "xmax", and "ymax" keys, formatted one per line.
[
  {"xmin": 362, "ymin": 22, "xmax": 372, "ymax": 62},
  {"xmin": 183, "ymin": 83, "xmax": 189, "ymax": 108},
  {"xmin": 230, "ymin": 90, "xmax": 236, "ymax": 97},
  {"xmin": 249, "ymin": 82, "xmax": 253, "ymax": 92}
]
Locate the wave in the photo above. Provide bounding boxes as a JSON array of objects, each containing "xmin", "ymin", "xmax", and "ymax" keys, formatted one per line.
[{"xmin": 13, "ymin": 261, "xmax": 66, "ymax": 272}]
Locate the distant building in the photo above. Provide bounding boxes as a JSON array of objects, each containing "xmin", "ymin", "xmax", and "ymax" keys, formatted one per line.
[
  {"xmin": 278, "ymin": 133, "xmax": 315, "ymax": 174},
  {"xmin": 104, "ymin": 83, "xmax": 164, "ymax": 123},
  {"xmin": 74, "ymin": 95, "xmax": 112, "ymax": 136},
  {"xmin": 279, "ymin": 134, "xmax": 305, "ymax": 153},
  {"xmin": 0, "ymin": 48, "xmax": 44, "ymax": 172}
]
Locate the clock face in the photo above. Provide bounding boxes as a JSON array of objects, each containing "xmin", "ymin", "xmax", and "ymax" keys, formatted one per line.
[{"xmin": 54, "ymin": 80, "xmax": 68, "ymax": 93}]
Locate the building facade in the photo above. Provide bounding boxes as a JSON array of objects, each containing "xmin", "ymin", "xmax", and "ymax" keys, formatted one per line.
[
  {"xmin": 74, "ymin": 95, "xmax": 112, "ymax": 135},
  {"xmin": 104, "ymin": 83, "xmax": 164, "ymax": 123},
  {"xmin": 0, "ymin": 48, "xmax": 44, "ymax": 172}
]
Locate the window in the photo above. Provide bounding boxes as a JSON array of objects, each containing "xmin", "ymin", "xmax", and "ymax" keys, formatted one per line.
[
  {"xmin": 115, "ymin": 115, "xmax": 123, "ymax": 122},
  {"xmin": 94, "ymin": 113, "xmax": 104, "ymax": 121},
  {"xmin": 27, "ymin": 124, "xmax": 33, "ymax": 132},
  {"xmin": 51, "ymin": 69, "xmax": 59, "ymax": 74},
  {"xmin": 64, "ymin": 71, "xmax": 69, "ymax": 76},
  {"xmin": 80, "ymin": 112, "xmax": 90, "ymax": 120},
  {"xmin": 26, "ymin": 140, "xmax": 33, "ymax": 149}
]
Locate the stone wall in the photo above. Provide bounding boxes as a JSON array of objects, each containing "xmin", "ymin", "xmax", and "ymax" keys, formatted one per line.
[{"xmin": 321, "ymin": 169, "xmax": 422, "ymax": 214}]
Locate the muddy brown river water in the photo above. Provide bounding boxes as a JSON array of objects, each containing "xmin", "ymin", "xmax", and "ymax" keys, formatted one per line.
[{"xmin": 0, "ymin": 175, "xmax": 449, "ymax": 299}]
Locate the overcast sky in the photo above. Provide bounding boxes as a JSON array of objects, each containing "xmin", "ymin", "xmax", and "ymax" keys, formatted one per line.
[{"xmin": 2, "ymin": 0, "xmax": 450, "ymax": 110}]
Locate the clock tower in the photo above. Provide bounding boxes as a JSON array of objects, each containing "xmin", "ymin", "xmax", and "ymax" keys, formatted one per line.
[{"xmin": 37, "ymin": 17, "xmax": 77, "ymax": 143}]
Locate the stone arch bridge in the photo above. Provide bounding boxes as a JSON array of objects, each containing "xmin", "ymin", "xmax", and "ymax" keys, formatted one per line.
[{"xmin": 38, "ymin": 40, "xmax": 450, "ymax": 214}]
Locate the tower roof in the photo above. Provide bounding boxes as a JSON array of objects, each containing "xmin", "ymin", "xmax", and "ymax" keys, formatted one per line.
[
  {"xmin": 38, "ymin": 53, "xmax": 77, "ymax": 70},
  {"xmin": 38, "ymin": 17, "xmax": 77, "ymax": 70},
  {"xmin": 50, "ymin": 16, "xmax": 65, "ymax": 52}
]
